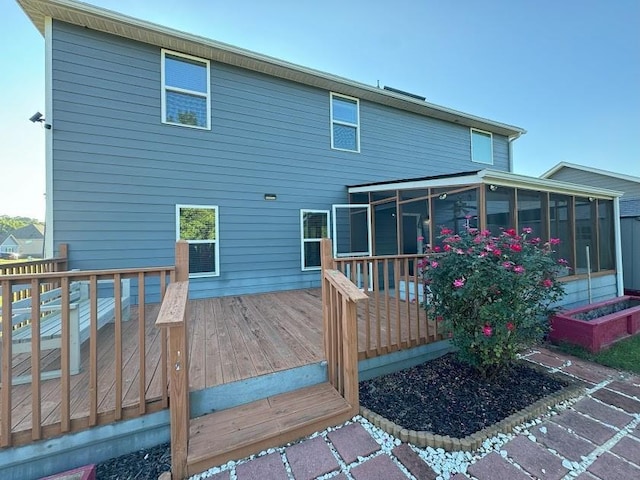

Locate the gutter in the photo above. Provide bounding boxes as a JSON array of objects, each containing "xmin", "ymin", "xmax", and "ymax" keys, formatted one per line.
[{"xmin": 507, "ymin": 131, "xmax": 524, "ymax": 173}]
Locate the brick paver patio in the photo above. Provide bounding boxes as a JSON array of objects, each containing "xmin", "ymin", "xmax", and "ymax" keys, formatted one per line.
[{"xmin": 198, "ymin": 347, "xmax": 640, "ymax": 479}]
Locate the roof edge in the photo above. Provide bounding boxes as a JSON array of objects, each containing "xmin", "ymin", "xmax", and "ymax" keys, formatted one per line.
[
  {"xmin": 17, "ymin": 0, "xmax": 526, "ymax": 137},
  {"xmin": 541, "ymin": 161, "xmax": 640, "ymax": 184}
]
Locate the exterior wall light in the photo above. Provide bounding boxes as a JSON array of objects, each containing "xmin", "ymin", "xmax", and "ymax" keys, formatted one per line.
[
  {"xmin": 489, "ymin": 184, "xmax": 498, "ymax": 191},
  {"xmin": 438, "ymin": 193, "xmax": 447, "ymax": 200}
]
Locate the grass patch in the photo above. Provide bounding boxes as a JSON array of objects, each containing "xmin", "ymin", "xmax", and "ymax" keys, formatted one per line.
[{"xmin": 553, "ymin": 335, "xmax": 640, "ymax": 374}]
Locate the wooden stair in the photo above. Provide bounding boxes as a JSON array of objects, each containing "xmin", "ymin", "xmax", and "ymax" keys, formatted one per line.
[{"xmin": 186, "ymin": 382, "xmax": 355, "ymax": 476}]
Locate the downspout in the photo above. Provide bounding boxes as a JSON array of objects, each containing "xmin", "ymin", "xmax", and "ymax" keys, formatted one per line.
[
  {"xmin": 507, "ymin": 132, "xmax": 523, "ymax": 173},
  {"xmin": 44, "ymin": 17, "xmax": 54, "ymax": 258},
  {"xmin": 613, "ymin": 196, "xmax": 624, "ymax": 296}
]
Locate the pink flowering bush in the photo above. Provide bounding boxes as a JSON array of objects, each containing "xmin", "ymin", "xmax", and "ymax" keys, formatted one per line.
[{"xmin": 421, "ymin": 227, "xmax": 567, "ymax": 377}]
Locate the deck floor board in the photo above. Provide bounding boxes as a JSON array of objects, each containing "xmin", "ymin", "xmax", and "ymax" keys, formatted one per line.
[{"xmin": 1, "ymin": 287, "xmax": 434, "ymax": 448}]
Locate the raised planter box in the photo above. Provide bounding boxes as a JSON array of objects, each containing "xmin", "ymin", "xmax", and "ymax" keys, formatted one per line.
[{"xmin": 549, "ymin": 296, "xmax": 640, "ymax": 352}]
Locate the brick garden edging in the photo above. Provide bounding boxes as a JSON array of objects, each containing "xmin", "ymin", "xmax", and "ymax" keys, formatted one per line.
[{"xmin": 359, "ymin": 367, "xmax": 586, "ymax": 452}]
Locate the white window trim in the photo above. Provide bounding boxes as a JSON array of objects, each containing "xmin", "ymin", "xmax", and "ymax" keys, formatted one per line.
[
  {"xmin": 300, "ymin": 209, "xmax": 330, "ymax": 271},
  {"xmin": 470, "ymin": 128, "xmax": 494, "ymax": 165},
  {"xmin": 330, "ymin": 92, "xmax": 360, "ymax": 153},
  {"xmin": 161, "ymin": 49, "xmax": 211, "ymax": 130},
  {"xmin": 176, "ymin": 204, "xmax": 220, "ymax": 278}
]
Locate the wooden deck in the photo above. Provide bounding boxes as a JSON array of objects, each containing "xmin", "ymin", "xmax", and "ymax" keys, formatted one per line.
[{"xmin": 1, "ymin": 286, "xmax": 436, "ymax": 447}]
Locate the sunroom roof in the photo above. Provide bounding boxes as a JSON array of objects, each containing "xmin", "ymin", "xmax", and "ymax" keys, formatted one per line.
[{"xmin": 348, "ymin": 169, "xmax": 624, "ymax": 199}]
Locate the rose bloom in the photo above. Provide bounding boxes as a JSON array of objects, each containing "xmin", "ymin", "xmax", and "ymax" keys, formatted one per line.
[
  {"xmin": 482, "ymin": 325, "xmax": 493, "ymax": 337},
  {"xmin": 502, "ymin": 261, "xmax": 512, "ymax": 269},
  {"xmin": 433, "ymin": 246, "xmax": 441, "ymax": 252},
  {"xmin": 522, "ymin": 227, "xmax": 533, "ymax": 234},
  {"xmin": 549, "ymin": 237, "xmax": 561, "ymax": 245},
  {"xmin": 542, "ymin": 279, "xmax": 553, "ymax": 288},
  {"xmin": 513, "ymin": 265, "xmax": 525, "ymax": 274},
  {"xmin": 509, "ymin": 243, "xmax": 522, "ymax": 252},
  {"xmin": 441, "ymin": 228, "xmax": 453, "ymax": 235},
  {"xmin": 506, "ymin": 322, "xmax": 515, "ymax": 331},
  {"xmin": 505, "ymin": 228, "xmax": 517, "ymax": 237},
  {"xmin": 430, "ymin": 261, "xmax": 439, "ymax": 268},
  {"xmin": 453, "ymin": 278, "xmax": 465, "ymax": 288}
]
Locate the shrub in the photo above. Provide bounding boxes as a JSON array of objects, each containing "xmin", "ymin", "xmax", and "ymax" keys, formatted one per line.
[{"xmin": 420, "ymin": 227, "xmax": 567, "ymax": 377}]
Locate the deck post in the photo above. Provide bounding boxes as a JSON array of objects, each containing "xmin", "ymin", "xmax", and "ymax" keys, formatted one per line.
[
  {"xmin": 321, "ymin": 238, "xmax": 335, "ymax": 361},
  {"xmin": 342, "ymin": 296, "xmax": 359, "ymax": 410},
  {"xmin": 161, "ymin": 241, "xmax": 190, "ymax": 479},
  {"xmin": 56, "ymin": 244, "xmax": 68, "ymax": 271}
]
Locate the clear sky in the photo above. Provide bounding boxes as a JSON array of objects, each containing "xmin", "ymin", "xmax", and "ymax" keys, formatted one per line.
[{"xmin": 1, "ymin": 0, "xmax": 639, "ymax": 220}]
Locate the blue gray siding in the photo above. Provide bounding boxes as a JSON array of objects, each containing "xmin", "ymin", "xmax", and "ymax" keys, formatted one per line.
[
  {"xmin": 556, "ymin": 274, "xmax": 618, "ymax": 310},
  {"xmin": 50, "ymin": 21, "xmax": 510, "ymax": 297},
  {"xmin": 548, "ymin": 168, "xmax": 640, "ymax": 200}
]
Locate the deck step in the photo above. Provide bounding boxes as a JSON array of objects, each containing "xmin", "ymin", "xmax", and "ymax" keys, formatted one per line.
[{"xmin": 186, "ymin": 382, "xmax": 355, "ymax": 477}]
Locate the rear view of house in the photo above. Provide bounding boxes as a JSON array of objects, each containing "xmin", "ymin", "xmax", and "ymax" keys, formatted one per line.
[{"xmin": 19, "ymin": 0, "xmax": 623, "ymax": 304}]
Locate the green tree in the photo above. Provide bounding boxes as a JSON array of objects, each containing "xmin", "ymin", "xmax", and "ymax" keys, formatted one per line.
[
  {"xmin": 179, "ymin": 208, "xmax": 216, "ymax": 240},
  {"xmin": 0, "ymin": 215, "xmax": 40, "ymax": 238}
]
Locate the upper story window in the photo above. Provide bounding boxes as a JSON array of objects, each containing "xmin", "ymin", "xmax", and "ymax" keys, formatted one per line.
[
  {"xmin": 471, "ymin": 128, "xmax": 493, "ymax": 164},
  {"xmin": 162, "ymin": 50, "xmax": 211, "ymax": 129},
  {"xmin": 176, "ymin": 205, "xmax": 219, "ymax": 277},
  {"xmin": 330, "ymin": 93, "xmax": 360, "ymax": 152}
]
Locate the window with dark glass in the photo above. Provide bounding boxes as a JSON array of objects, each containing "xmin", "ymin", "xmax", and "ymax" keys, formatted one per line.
[
  {"xmin": 517, "ymin": 190, "xmax": 545, "ymax": 239},
  {"xmin": 433, "ymin": 189, "xmax": 478, "ymax": 247},
  {"xmin": 176, "ymin": 205, "xmax": 219, "ymax": 276},
  {"xmin": 549, "ymin": 194, "xmax": 573, "ymax": 275},
  {"xmin": 574, "ymin": 197, "xmax": 597, "ymax": 274},
  {"xmin": 598, "ymin": 199, "xmax": 615, "ymax": 270},
  {"xmin": 486, "ymin": 185, "xmax": 515, "ymax": 236},
  {"xmin": 301, "ymin": 210, "xmax": 329, "ymax": 270}
]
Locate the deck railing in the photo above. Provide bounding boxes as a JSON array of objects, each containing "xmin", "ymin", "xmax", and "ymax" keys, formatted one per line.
[
  {"xmin": 0, "ymin": 252, "xmax": 176, "ymax": 448},
  {"xmin": 329, "ymin": 246, "xmax": 441, "ymax": 358},
  {"xmin": 0, "ymin": 244, "xmax": 68, "ymax": 303},
  {"xmin": 321, "ymin": 240, "xmax": 368, "ymax": 410}
]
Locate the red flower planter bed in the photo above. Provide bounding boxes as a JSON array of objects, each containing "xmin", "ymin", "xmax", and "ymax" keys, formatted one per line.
[{"xmin": 549, "ymin": 296, "xmax": 640, "ymax": 352}]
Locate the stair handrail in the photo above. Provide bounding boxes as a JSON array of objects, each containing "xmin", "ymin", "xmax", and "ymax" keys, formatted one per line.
[{"xmin": 155, "ymin": 241, "xmax": 190, "ymax": 479}]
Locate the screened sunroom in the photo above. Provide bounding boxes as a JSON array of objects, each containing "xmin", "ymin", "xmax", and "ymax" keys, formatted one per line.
[{"xmin": 342, "ymin": 169, "xmax": 623, "ymax": 308}]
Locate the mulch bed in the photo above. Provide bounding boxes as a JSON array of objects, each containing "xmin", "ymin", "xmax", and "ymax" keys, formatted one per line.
[
  {"xmin": 95, "ymin": 442, "xmax": 170, "ymax": 479},
  {"xmin": 359, "ymin": 352, "xmax": 569, "ymax": 438}
]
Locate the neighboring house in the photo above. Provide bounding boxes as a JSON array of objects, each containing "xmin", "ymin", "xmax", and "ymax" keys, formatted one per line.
[
  {"xmin": 542, "ymin": 162, "xmax": 640, "ymax": 296},
  {"xmin": 0, "ymin": 223, "xmax": 45, "ymax": 259},
  {"xmin": 18, "ymin": 0, "xmax": 623, "ymax": 307}
]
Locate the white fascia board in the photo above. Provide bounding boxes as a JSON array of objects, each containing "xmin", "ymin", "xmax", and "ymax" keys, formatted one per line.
[
  {"xmin": 348, "ymin": 174, "xmax": 483, "ymax": 194},
  {"xmin": 540, "ymin": 161, "xmax": 640, "ymax": 184},
  {"xmin": 348, "ymin": 169, "xmax": 624, "ymax": 198},
  {"xmin": 479, "ymin": 170, "xmax": 625, "ymax": 199}
]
